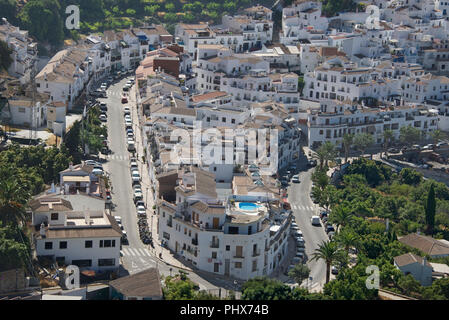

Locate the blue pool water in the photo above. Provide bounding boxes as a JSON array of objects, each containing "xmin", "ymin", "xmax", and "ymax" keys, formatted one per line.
[{"xmin": 239, "ymin": 202, "xmax": 260, "ymax": 211}]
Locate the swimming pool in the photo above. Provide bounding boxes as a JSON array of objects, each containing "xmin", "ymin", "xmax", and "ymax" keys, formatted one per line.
[{"xmin": 238, "ymin": 202, "xmax": 261, "ymax": 211}]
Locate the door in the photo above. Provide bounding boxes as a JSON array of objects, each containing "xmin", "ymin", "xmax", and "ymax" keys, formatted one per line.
[
  {"xmin": 236, "ymin": 246, "xmax": 243, "ymax": 258},
  {"xmin": 175, "ymin": 241, "xmax": 179, "ymax": 253},
  {"xmin": 214, "ymin": 263, "xmax": 219, "ymax": 273},
  {"xmin": 213, "ymin": 218, "xmax": 219, "ymax": 229},
  {"xmin": 225, "ymin": 259, "xmax": 230, "ymax": 276}
]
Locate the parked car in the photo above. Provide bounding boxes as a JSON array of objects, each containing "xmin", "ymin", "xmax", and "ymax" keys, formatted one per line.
[
  {"xmin": 133, "ymin": 191, "xmax": 143, "ymax": 203},
  {"xmin": 320, "ymin": 211, "xmax": 328, "ymax": 219},
  {"xmin": 130, "ymin": 161, "xmax": 138, "ymax": 171},
  {"xmin": 127, "ymin": 141, "xmax": 135, "ymax": 152},
  {"xmin": 296, "ymin": 238, "xmax": 305, "ymax": 247},
  {"xmin": 92, "ymin": 168, "xmax": 103, "ymax": 176},
  {"xmin": 311, "ymin": 216, "xmax": 321, "ymax": 226},
  {"xmin": 127, "ymin": 132, "xmax": 134, "ymax": 139},
  {"xmin": 131, "ymin": 170, "xmax": 140, "ymax": 183},
  {"xmin": 123, "ymin": 85, "xmax": 130, "ymax": 92},
  {"xmin": 123, "ymin": 107, "xmax": 131, "ymax": 115},
  {"xmin": 307, "ymin": 159, "xmax": 317, "ymax": 167},
  {"xmin": 292, "ymin": 257, "xmax": 303, "ymax": 264},
  {"xmin": 99, "ymin": 102, "xmax": 107, "ymax": 111},
  {"xmin": 325, "ymin": 225, "xmax": 335, "ymax": 234},
  {"xmin": 121, "ymin": 230, "xmax": 128, "ymax": 243},
  {"xmin": 331, "ymin": 265, "xmax": 339, "ymax": 275},
  {"xmin": 135, "ymin": 200, "xmax": 145, "ymax": 208},
  {"xmin": 121, "ymin": 94, "xmax": 128, "ymax": 103},
  {"xmin": 85, "ymin": 160, "xmax": 101, "ymax": 166},
  {"xmin": 328, "ymin": 231, "xmax": 335, "ymax": 240},
  {"xmin": 99, "ymin": 114, "xmax": 107, "ymax": 122},
  {"xmin": 114, "ymin": 216, "xmax": 122, "ymax": 224},
  {"xmin": 292, "ymin": 175, "xmax": 300, "ymax": 183}
]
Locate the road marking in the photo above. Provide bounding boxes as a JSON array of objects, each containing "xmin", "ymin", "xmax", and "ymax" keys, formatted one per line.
[
  {"xmin": 128, "ymin": 248, "xmax": 137, "ymax": 256},
  {"xmin": 133, "ymin": 248, "xmax": 141, "ymax": 256},
  {"xmin": 138, "ymin": 248, "xmax": 147, "ymax": 256},
  {"xmin": 140, "ymin": 257, "xmax": 147, "ymax": 264},
  {"xmin": 122, "ymin": 248, "xmax": 130, "ymax": 256}
]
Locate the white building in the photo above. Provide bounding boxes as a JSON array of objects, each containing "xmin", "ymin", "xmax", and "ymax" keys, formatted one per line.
[
  {"xmin": 157, "ymin": 166, "xmax": 292, "ymax": 280},
  {"xmin": 31, "ymin": 194, "xmax": 121, "ymax": 271},
  {"xmin": 0, "ymin": 18, "xmax": 38, "ymax": 84},
  {"xmin": 280, "ymin": 0, "xmax": 329, "ymax": 45},
  {"xmin": 307, "ymin": 99, "xmax": 439, "ymax": 149}
]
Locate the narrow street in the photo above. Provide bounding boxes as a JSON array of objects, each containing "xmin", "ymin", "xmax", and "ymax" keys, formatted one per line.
[
  {"xmin": 98, "ymin": 78, "xmax": 242, "ymax": 296},
  {"xmin": 287, "ymin": 153, "xmax": 328, "ymax": 291}
]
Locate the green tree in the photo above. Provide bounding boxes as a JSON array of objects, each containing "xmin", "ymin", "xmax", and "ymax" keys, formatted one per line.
[
  {"xmin": 342, "ymin": 133, "xmax": 353, "ymax": 164},
  {"xmin": 0, "ymin": 40, "xmax": 13, "ymax": 71},
  {"xmin": 0, "ymin": 177, "xmax": 30, "ymax": 226},
  {"xmin": 400, "ymin": 126, "xmax": 421, "ymax": 146},
  {"xmin": 311, "ymin": 241, "xmax": 343, "ymax": 284},
  {"xmin": 383, "ymin": 129, "xmax": 394, "ymax": 157},
  {"xmin": 330, "ymin": 205, "xmax": 353, "ymax": 231},
  {"xmin": 425, "ymin": 183, "xmax": 436, "ymax": 235},
  {"xmin": 399, "ymin": 168, "xmax": 422, "ymax": 185},
  {"xmin": 430, "ymin": 129, "xmax": 445, "ymax": 144},
  {"xmin": 0, "ymin": 224, "xmax": 30, "ymax": 272},
  {"xmin": 353, "ymin": 132, "xmax": 374, "ymax": 157},
  {"xmin": 288, "ymin": 263, "xmax": 310, "ymax": 285},
  {"xmin": 241, "ymin": 277, "xmax": 292, "ymax": 300},
  {"xmin": 397, "ymin": 274, "xmax": 421, "ymax": 296},
  {"xmin": 336, "ymin": 229, "xmax": 359, "ymax": 256}
]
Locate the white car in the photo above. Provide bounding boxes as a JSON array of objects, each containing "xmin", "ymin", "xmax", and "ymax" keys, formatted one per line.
[
  {"xmin": 292, "ymin": 175, "xmax": 300, "ymax": 183},
  {"xmin": 127, "ymin": 137, "xmax": 134, "ymax": 144},
  {"xmin": 127, "ymin": 132, "xmax": 134, "ymax": 139},
  {"xmin": 294, "ymin": 230, "xmax": 303, "ymax": 238},
  {"xmin": 92, "ymin": 168, "xmax": 103, "ymax": 176},
  {"xmin": 123, "ymin": 107, "xmax": 131, "ymax": 115},
  {"xmin": 114, "ymin": 216, "xmax": 122, "ymax": 224},
  {"xmin": 131, "ymin": 170, "xmax": 140, "ymax": 182},
  {"xmin": 130, "ymin": 161, "xmax": 138, "ymax": 171},
  {"xmin": 99, "ymin": 114, "xmax": 107, "ymax": 122},
  {"xmin": 311, "ymin": 215, "xmax": 321, "ymax": 226},
  {"xmin": 124, "ymin": 115, "xmax": 131, "ymax": 122}
]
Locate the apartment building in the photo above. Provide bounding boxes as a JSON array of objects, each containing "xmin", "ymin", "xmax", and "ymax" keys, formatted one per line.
[
  {"xmin": 307, "ymin": 99, "xmax": 439, "ymax": 149},
  {"xmin": 157, "ymin": 166, "xmax": 291, "ymax": 280},
  {"xmin": 280, "ymin": 0, "xmax": 329, "ymax": 45},
  {"xmin": 401, "ymin": 73, "xmax": 449, "ymax": 102},
  {"xmin": 0, "ymin": 18, "xmax": 38, "ymax": 84},
  {"xmin": 36, "ymin": 48, "xmax": 94, "ymax": 110},
  {"xmin": 195, "ymin": 47, "xmax": 300, "ymax": 110},
  {"xmin": 221, "ymin": 5, "xmax": 273, "ymax": 52},
  {"xmin": 31, "ymin": 194, "xmax": 121, "ymax": 271}
]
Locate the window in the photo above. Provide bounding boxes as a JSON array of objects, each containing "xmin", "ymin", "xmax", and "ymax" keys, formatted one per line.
[
  {"xmin": 235, "ymin": 262, "xmax": 242, "ymax": 268},
  {"xmin": 100, "ymin": 240, "xmax": 112, "ymax": 248},
  {"xmin": 212, "ymin": 252, "xmax": 217, "ymax": 259},
  {"xmin": 45, "ymin": 242, "xmax": 53, "ymax": 250},
  {"xmin": 72, "ymin": 259, "xmax": 92, "ymax": 268},
  {"xmin": 56, "ymin": 256, "xmax": 65, "ymax": 265},
  {"xmin": 226, "ymin": 245, "xmax": 230, "ymax": 251},
  {"xmin": 85, "ymin": 240, "xmax": 93, "ymax": 248},
  {"xmin": 222, "ymin": 117, "xmax": 226, "ymax": 122},
  {"xmin": 51, "ymin": 213, "xmax": 59, "ymax": 221},
  {"xmin": 163, "ymin": 232, "xmax": 170, "ymax": 240},
  {"xmin": 18, "ymin": 107, "xmax": 26, "ymax": 113},
  {"xmin": 59, "ymin": 241, "xmax": 67, "ymax": 249},
  {"xmin": 98, "ymin": 258, "xmax": 115, "ymax": 267},
  {"xmin": 231, "ymin": 119, "xmax": 235, "ymax": 124}
]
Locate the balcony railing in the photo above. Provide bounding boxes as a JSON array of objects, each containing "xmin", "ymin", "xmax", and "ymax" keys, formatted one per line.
[
  {"xmin": 192, "ymin": 238, "xmax": 198, "ymax": 246},
  {"xmin": 252, "ymin": 250, "xmax": 261, "ymax": 257}
]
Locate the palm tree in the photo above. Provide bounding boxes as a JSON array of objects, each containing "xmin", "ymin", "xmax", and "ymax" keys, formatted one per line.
[
  {"xmin": 342, "ymin": 133, "xmax": 353, "ymax": 164},
  {"xmin": 336, "ymin": 230, "xmax": 359, "ymax": 256},
  {"xmin": 313, "ymin": 147, "xmax": 327, "ymax": 170},
  {"xmin": 311, "ymin": 241, "xmax": 342, "ymax": 284},
  {"xmin": 313, "ymin": 141, "xmax": 337, "ymax": 169},
  {"xmin": 383, "ymin": 129, "xmax": 394, "ymax": 157},
  {"xmin": 329, "ymin": 205, "xmax": 353, "ymax": 232},
  {"xmin": 0, "ymin": 178, "xmax": 30, "ymax": 226}
]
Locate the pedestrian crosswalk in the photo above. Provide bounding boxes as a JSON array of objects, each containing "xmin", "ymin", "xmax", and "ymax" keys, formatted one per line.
[
  {"xmin": 108, "ymin": 154, "xmax": 129, "ymax": 161},
  {"xmin": 121, "ymin": 247, "xmax": 152, "ymax": 257},
  {"xmin": 290, "ymin": 204, "xmax": 316, "ymax": 211}
]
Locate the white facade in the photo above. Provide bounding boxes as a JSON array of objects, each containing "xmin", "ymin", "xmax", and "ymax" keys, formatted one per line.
[
  {"xmin": 307, "ymin": 99, "xmax": 439, "ymax": 149},
  {"xmin": 31, "ymin": 195, "xmax": 121, "ymax": 271}
]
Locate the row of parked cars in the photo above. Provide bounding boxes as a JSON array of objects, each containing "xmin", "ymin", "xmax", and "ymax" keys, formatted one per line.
[{"xmin": 287, "ymin": 217, "xmax": 306, "ymax": 275}]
